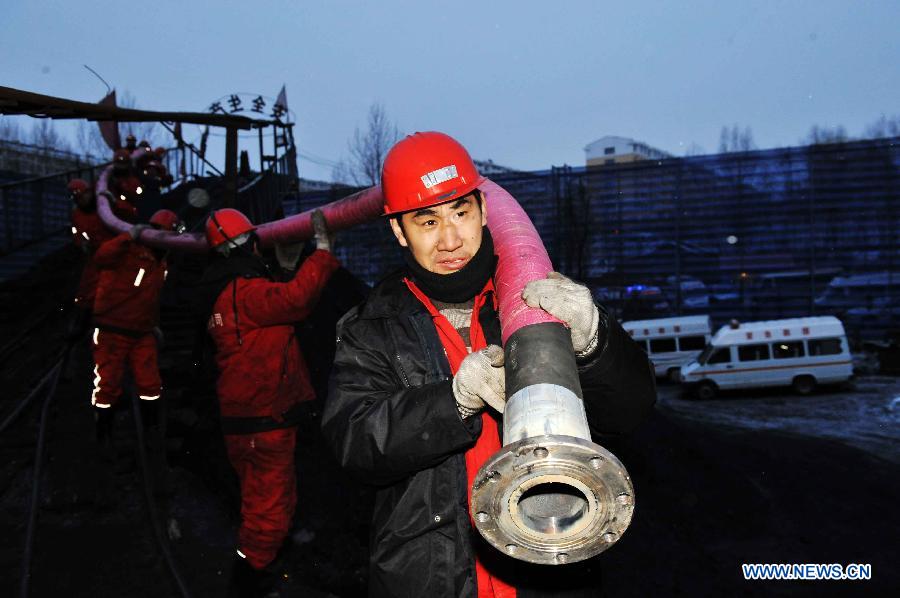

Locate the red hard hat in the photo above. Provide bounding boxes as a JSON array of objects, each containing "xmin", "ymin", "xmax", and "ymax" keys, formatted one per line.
[
  {"xmin": 206, "ymin": 208, "xmax": 255, "ymax": 248},
  {"xmin": 154, "ymin": 147, "xmax": 166, "ymax": 158},
  {"xmin": 67, "ymin": 178, "xmax": 90, "ymax": 197},
  {"xmin": 149, "ymin": 209, "xmax": 180, "ymax": 231},
  {"xmin": 113, "ymin": 148, "xmax": 132, "ymax": 164},
  {"xmin": 381, "ymin": 131, "xmax": 484, "ymax": 215}
]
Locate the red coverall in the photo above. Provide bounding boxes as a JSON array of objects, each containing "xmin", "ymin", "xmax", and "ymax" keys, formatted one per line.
[
  {"xmin": 90, "ymin": 232, "xmax": 167, "ymax": 409},
  {"xmin": 71, "ymin": 207, "xmax": 116, "ymax": 309},
  {"xmin": 207, "ymin": 249, "xmax": 338, "ymax": 569}
]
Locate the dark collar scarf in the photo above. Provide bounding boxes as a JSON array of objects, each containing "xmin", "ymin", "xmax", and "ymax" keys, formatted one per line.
[{"xmin": 403, "ymin": 226, "xmax": 496, "ymax": 303}]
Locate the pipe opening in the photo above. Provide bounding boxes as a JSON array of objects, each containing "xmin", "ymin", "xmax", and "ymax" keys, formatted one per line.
[{"xmin": 517, "ymin": 482, "xmax": 589, "ymax": 536}]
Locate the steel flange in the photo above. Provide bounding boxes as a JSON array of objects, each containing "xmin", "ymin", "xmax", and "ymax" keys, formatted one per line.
[{"xmin": 470, "ymin": 435, "xmax": 634, "ymax": 565}]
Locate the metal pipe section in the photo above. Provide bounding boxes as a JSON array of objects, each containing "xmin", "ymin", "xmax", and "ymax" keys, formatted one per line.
[{"xmin": 470, "ymin": 180, "xmax": 634, "ymax": 566}]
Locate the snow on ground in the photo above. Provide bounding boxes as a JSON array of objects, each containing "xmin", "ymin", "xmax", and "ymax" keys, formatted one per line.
[{"xmin": 657, "ymin": 375, "xmax": 900, "ymax": 464}]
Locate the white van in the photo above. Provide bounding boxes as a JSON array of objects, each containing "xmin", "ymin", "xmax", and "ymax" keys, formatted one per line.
[
  {"xmin": 623, "ymin": 315, "xmax": 712, "ymax": 381},
  {"xmin": 679, "ymin": 316, "xmax": 853, "ymax": 399},
  {"xmin": 815, "ymin": 271, "xmax": 900, "ymax": 312}
]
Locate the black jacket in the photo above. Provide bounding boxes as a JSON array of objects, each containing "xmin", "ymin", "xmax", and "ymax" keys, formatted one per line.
[{"xmin": 322, "ymin": 272, "xmax": 656, "ymax": 598}]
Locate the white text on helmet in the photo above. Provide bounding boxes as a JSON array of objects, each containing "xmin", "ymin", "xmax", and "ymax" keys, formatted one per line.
[{"xmin": 421, "ymin": 165, "xmax": 458, "ymax": 189}]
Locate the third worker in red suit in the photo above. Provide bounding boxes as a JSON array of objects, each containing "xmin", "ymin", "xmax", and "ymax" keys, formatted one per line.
[
  {"xmin": 91, "ymin": 209, "xmax": 181, "ymax": 487},
  {"xmin": 197, "ymin": 208, "xmax": 339, "ymax": 598}
]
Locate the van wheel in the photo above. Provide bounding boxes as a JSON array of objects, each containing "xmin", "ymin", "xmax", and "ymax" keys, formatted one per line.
[
  {"xmin": 667, "ymin": 368, "xmax": 681, "ymax": 383},
  {"xmin": 696, "ymin": 381, "xmax": 717, "ymax": 400},
  {"xmin": 793, "ymin": 375, "xmax": 817, "ymax": 395}
]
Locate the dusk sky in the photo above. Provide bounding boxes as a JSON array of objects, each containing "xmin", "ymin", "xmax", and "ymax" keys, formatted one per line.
[{"xmin": 2, "ymin": 0, "xmax": 898, "ymax": 181}]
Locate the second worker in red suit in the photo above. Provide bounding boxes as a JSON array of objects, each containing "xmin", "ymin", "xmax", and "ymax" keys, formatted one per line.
[
  {"xmin": 91, "ymin": 209, "xmax": 181, "ymax": 491},
  {"xmin": 70, "ymin": 179, "xmax": 114, "ymax": 320},
  {"xmin": 197, "ymin": 208, "xmax": 339, "ymax": 598}
]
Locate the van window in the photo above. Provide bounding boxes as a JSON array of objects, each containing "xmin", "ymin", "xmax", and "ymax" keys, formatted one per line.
[
  {"xmin": 706, "ymin": 347, "xmax": 731, "ymax": 364},
  {"xmin": 678, "ymin": 335, "xmax": 706, "ymax": 351},
  {"xmin": 738, "ymin": 343, "xmax": 771, "ymax": 362},
  {"xmin": 650, "ymin": 338, "xmax": 677, "ymax": 353},
  {"xmin": 773, "ymin": 341, "xmax": 805, "ymax": 359},
  {"xmin": 808, "ymin": 338, "xmax": 843, "ymax": 356}
]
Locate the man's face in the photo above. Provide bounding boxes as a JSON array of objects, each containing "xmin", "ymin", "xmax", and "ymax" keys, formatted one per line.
[{"xmin": 389, "ymin": 193, "xmax": 487, "ymax": 274}]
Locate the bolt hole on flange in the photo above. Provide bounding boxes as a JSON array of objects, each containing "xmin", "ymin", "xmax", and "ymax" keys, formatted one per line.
[
  {"xmin": 533, "ymin": 447, "xmax": 549, "ymax": 458},
  {"xmin": 555, "ymin": 553, "xmax": 569, "ymax": 564},
  {"xmin": 517, "ymin": 482, "xmax": 589, "ymax": 536},
  {"xmin": 601, "ymin": 532, "xmax": 618, "ymax": 544},
  {"xmin": 475, "ymin": 511, "xmax": 490, "ymax": 523},
  {"xmin": 505, "ymin": 544, "xmax": 518, "ymax": 555},
  {"xmin": 589, "ymin": 456, "xmax": 603, "ymax": 469},
  {"xmin": 616, "ymin": 493, "xmax": 633, "ymax": 506},
  {"xmin": 486, "ymin": 470, "xmax": 501, "ymax": 483}
]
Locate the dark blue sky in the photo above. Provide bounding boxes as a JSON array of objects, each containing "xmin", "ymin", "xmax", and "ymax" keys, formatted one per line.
[{"xmin": 2, "ymin": 0, "xmax": 898, "ymax": 181}]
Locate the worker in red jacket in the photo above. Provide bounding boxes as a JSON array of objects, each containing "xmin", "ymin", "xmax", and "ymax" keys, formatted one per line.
[
  {"xmin": 91, "ymin": 209, "xmax": 181, "ymax": 486},
  {"xmin": 70, "ymin": 179, "xmax": 115, "ymax": 311},
  {"xmin": 198, "ymin": 208, "xmax": 339, "ymax": 597}
]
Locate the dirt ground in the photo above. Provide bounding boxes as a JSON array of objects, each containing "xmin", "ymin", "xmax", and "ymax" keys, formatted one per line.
[{"xmin": 1, "ymin": 249, "xmax": 897, "ymax": 596}]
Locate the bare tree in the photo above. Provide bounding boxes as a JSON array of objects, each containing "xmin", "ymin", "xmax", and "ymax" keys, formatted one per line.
[
  {"xmin": 72, "ymin": 90, "xmax": 165, "ymax": 161},
  {"xmin": 28, "ymin": 119, "xmax": 72, "ymax": 153},
  {"xmin": 863, "ymin": 114, "xmax": 900, "ymax": 139},
  {"xmin": 333, "ymin": 102, "xmax": 400, "ymax": 186},
  {"xmin": 719, "ymin": 125, "xmax": 756, "ymax": 153},
  {"xmin": 805, "ymin": 124, "xmax": 848, "ymax": 145},
  {"xmin": 76, "ymin": 119, "xmax": 111, "ymax": 162},
  {"xmin": 0, "ymin": 115, "xmax": 24, "ymax": 142}
]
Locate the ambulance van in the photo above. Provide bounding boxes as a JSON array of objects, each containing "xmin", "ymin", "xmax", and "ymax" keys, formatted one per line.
[
  {"xmin": 679, "ymin": 316, "xmax": 853, "ymax": 399},
  {"xmin": 623, "ymin": 315, "xmax": 712, "ymax": 381}
]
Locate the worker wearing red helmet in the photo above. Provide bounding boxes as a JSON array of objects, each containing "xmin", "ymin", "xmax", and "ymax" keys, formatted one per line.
[
  {"xmin": 105, "ymin": 148, "xmax": 141, "ymax": 220},
  {"xmin": 321, "ymin": 132, "xmax": 656, "ymax": 597},
  {"xmin": 69, "ymin": 179, "xmax": 116, "ymax": 313},
  {"xmin": 197, "ymin": 207, "xmax": 339, "ymax": 596},
  {"xmin": 90, "ymin": 209, "xmax": 181, "ymax": 486}
]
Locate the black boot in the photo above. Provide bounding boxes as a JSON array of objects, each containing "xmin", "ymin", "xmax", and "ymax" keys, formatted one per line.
[
  {"xmin": 139, "ymin": 399, "xmax": 170, "ymax": 495},
  {"xmin": 95, "ymin": 407, "xmax": 116, "ymax": 463},
  {"xmin": 227, "ymin": 554, "xmax": 281, "ymax": 598},
  {"xmin": 93, "ymin": 407, "xmax": 116, "ymax": 509}
]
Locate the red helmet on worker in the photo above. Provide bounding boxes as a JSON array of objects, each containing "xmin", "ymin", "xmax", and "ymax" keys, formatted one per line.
[
  {"xmin": 149, "ymin": 209, "xmax": 181, "ymax": 232},
  {"xmin": 206, "ymin": 208, "xmax": 256, "ymax": 249},
  {"xmin": 381, "ymin": 131, "xmax": 484, "ymax": 216},
  {"xmin": 67, "ymin": 178, "xmax": 91, "ymax": 199}
]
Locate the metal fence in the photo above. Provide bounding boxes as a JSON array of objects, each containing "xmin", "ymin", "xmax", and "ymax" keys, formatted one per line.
[
  {"xmin": 288, "ymin": 136, "xmax": 900, "ymax": 342},
  {"xmin": 0, "ymin": 163, "xmax": 112, "ymax": 255}
]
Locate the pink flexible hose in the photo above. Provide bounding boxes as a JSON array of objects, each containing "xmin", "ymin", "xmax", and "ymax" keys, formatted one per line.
[
  {"xmin": 96, "ymin": 171, "xmax": 556, "ymax": 342},
  {"xmin": 481, "ymin": 179, "xmax": 563, "ymax": 343}
]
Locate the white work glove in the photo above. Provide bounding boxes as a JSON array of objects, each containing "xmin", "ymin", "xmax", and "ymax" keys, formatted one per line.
[
  {"xmin": 129, "ymin": 224, "xmax": 150, "ymax": 241},
  {"xmin": 274, "ymin": 241, "xmax": 304, "ymax": 271},
  {"xmin": 452, "ymin": 345, "xmax": 506, "ymax": 418},
  {"xmin": 522, "ymin": 272, "xmax": 601, "ymax": 358},
  {"xmin": 311, "ymin": 209, "xmax": 335, "ymax": 253}
]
